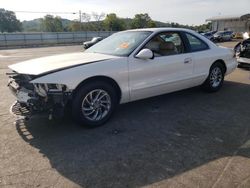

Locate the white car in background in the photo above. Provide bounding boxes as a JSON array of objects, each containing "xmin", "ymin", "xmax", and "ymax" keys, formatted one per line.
[{"xmin": 8, "ymin": 28, "xmax": 237, "ymax": 127}]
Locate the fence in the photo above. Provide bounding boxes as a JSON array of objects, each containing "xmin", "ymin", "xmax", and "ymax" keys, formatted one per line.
[{"xmin": 0, "ymin": 31, "xmax": 115, "ymax": 48}]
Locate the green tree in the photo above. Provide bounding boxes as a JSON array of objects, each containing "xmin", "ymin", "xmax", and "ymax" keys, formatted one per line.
[
  {"xmin": 148, "ymin": 20, "xmax": 156, "ymax": 28},
  {"xmin": 194, "ymin": 22, "xmax": 212, "ymax": 32},
  {"xmin": 54, "ymin": 17, "xmax": 63, "ymax": 31},
  {"xmin": 0, "ymin": 9, "xmax": 22, "ymax": 33},
  {"xmin": 68, "ymin": 21, "xmax": 81, "ymax": 31},
  {"xmin": 130, "ymin": 13, "xmax": 156, "ymax": 29},
  {"xmin": 41, "ymin": 15, "xmax": 63, "ymax": 32},
  {"xmin": 92, "ymin": 12, "xmax": 105, "ymax": 31},
  {"xmin": 103, "ymin": 13, "xmax": 125, "ymax": 31}
]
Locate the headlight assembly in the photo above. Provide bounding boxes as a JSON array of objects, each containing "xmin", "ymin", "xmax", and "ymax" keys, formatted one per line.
[{"xmin": 34, "ymin": 83, "xmax": 68, "ymax": 97}]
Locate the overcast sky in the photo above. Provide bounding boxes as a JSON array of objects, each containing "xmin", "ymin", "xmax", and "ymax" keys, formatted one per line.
[{"xmin": 1, "ymin": 0, "xmax": 249, "ymax": 25}]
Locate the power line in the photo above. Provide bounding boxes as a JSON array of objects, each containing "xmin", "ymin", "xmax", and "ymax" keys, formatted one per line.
[{"xmin": 14, "ymin": 10, "xmax": 77, "ymax": 14}]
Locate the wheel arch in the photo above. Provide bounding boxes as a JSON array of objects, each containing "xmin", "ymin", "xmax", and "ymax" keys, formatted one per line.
[
  {"xmin": 212, "ymin": 59, "xmax": 227, "ymax": 73},
  {"xmin": 72, "ymin": 75, "xmax": 122, "ymax": 102}
]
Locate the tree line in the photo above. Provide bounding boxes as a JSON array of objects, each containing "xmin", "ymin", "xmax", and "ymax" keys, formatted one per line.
[
  {"xmin": 41, "ymin": 13, "xmax": 158, "ymax": 32},
  {"xmin": 0, "ymin": 9, "xmax": 22, "ymax": 32},
  {"xmin": 0, "ymin": 8, "xmax": 211, "ymax": 33}
]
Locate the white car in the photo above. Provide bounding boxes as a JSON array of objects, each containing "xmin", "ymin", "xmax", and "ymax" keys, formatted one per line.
[{"xmin": 8, "ymin": 28, "xmax": 237, "ymax": 127}]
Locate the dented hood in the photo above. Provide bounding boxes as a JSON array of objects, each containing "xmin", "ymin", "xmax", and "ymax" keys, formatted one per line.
[{"xmin": 8, "ymin": 52, "xmax": 118, "ymax": 75}]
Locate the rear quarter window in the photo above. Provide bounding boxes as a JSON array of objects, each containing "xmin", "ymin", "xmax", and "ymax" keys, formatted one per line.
[{"xmin": 185, "ymin": 33, "xmax": 209, "ymax": 52}]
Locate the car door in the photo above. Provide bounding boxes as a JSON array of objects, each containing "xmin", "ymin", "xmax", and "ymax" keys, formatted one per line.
[
  {"xmin": 128, "ymin": 32, "xmax": 195, "ymax": 101},
  {"xmin": 183, "ymin": 32, "xmax": 213, "ymax": 84}
]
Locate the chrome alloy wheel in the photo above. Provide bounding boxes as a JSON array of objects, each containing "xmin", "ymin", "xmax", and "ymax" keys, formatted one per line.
[
  {"xmin": 81, "ymin": 89, "xmax": 111, "ymax": 121},
  {"xmin": 210, "ymin": 67, "xmax": 223, "ymax": 88}
]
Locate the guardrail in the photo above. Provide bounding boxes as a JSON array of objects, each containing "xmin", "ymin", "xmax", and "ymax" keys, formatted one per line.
[{"xmin": 0, "ymin": 31, "xmax": 115, "ymax": 48}]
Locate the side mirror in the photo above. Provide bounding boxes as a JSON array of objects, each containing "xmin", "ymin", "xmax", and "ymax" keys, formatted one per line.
[{"xmin": 135, "ymin": 48, "xmax": 154, "ymax": 59}]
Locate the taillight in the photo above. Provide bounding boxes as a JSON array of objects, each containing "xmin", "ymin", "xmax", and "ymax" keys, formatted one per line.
[
  {"xmin": 230, "ymin": 48, "xmax": 236, "ymax": 58},
  {"xmin": 233, "ymin": 51, "xmax": 236, "ymax": 58}
]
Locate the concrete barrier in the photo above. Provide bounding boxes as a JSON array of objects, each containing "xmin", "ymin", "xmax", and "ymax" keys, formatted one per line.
[{"xmin": 0, "ymin": 31, "xmax": 115, "ymax": 48}]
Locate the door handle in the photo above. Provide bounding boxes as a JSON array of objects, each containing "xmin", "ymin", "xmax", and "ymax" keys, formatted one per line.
[{"xmin": 184, "ymin": 58, "xmax": 192, "ymax": 64}]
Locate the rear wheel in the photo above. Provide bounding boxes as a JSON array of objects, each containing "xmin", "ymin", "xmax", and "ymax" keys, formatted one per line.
[
  {"xmin": 72, "ymin": 81, "xmax": 118, "ymax": 128},
  {"xmin": 202, "ymin": 62, "xmax": 225, "ymax": 92}
]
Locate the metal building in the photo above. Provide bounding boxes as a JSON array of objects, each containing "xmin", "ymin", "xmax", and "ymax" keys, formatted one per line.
[{"xmin": 206, "ymin": 14, "xmax": 250, "ymax": 32}]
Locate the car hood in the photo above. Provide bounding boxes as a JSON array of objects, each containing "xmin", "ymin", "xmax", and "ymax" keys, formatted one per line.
[
  {"xmin": 84, "ymin": 41, "xmax": 93, "ymax": 45},
  {"xmin": 8, "ymin": 52, "xmax": 118, "ymax": 75},
  {"xmin": 214, "ymin": 34, "xmax": 221, "ymax": 37}
]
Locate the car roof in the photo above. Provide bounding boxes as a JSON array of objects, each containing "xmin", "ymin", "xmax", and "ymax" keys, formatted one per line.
[
  {"xmin": 124, "ymin": 27, "xmax": 197, "ymax": 34},
  {"xmin": 118, "ymin": 27, "xmax": 218, "ymax": 49}
]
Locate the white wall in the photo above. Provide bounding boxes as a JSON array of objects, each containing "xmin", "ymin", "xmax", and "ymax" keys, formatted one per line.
[{"xmin": 211, "ymin": 19, "xmax": 249, "ymax": 32}]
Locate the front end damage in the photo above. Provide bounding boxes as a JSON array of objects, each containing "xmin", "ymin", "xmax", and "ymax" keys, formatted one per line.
[
  {"xmin": 7, "ymin": 72, "xmax": 72, "ymax": 119},
  {"xmin": 234, "ymin": 38, "xmax": 250, "ymax": 67}
]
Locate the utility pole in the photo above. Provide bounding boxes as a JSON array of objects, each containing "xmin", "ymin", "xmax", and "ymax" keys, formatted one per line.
[
  {"xmin": 79, "ymin": 10, "xmax": 81, "ymax": 22},
  {"xmin": 79, "ymin": 10, "xmax": 82, "ymax": 31}
]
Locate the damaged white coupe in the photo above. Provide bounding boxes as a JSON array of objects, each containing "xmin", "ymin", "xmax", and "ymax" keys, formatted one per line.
[{"xmin": 8, "ymin": 28, "xmax": 237, "ymax": 127}]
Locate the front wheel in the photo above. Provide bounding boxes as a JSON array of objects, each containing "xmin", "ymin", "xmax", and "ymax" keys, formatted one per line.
[
  {"xmin": 202, "ymin": 63, "xmax": 225, "ymax": 92},
  {"xmin": 72, "ymin": 81, "xmax": 118, "ymax": 128}
]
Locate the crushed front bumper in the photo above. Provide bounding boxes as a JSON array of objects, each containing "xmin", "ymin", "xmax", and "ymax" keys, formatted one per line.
[
  {"xmin": 8, "ymin": 77, "xmax": 72, "ymax": 119},
  {"xmin": 8, "ymin": 79, "xmax": 38, "ymax": 106},
  {"xmin": 11, "ymin": 101, "xmax": 32, "ymax": 117},
  {"xmin": 8, "ymin": 79, "xmax": 38, "ymax": 118}
]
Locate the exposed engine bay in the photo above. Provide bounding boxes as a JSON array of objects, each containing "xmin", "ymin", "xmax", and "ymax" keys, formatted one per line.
[{"xmin": 7, "ymin": 72, "xmax": 72, "ymax": 119}]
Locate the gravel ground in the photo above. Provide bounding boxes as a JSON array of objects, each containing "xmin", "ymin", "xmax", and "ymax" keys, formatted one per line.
[{"xmin": 0, "ymin": 43, "xmax": 250, "ymax": 188}]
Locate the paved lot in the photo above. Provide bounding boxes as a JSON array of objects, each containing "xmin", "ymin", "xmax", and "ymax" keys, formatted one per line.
[{"xmin": 0, "ymin": 43, "xmax": 250, "ymax": 188}]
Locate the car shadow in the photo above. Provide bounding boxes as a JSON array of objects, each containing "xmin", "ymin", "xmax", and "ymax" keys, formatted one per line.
[{"xmin": 15, "ymin": 81, "xmax": 250, "ymax": 187}]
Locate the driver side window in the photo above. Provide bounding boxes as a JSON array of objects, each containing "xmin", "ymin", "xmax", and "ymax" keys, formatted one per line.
[{"xmin": 144, "ymin": 32, "xmax": 184, "ymax": 57}]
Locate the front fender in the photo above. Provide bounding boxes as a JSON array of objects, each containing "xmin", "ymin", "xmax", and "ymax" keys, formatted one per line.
[{"xmin": 30, "ymin": 58, "xmax": 130, "ymax": 103}]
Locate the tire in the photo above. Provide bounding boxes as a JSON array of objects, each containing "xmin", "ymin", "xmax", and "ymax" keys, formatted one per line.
[
  {"xmin": 202, "ymin": 62, "xmax": 225, "ymax": 92},
  {"xmin": 72, "ymin": 81, "xmax": 118, "ymax": 128}
]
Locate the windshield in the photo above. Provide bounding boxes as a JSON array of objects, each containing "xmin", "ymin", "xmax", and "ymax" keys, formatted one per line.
[
  {"xmin": 85, "ymin": 31, "xmax": 152, "ymax": 56},
  {"xmin": 91, "ymin": 38, "xmax": 98, "ymax": 42},
  {"xmin": 91, "ymin": 37, "xmax": 101, "ymax": 42}
]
